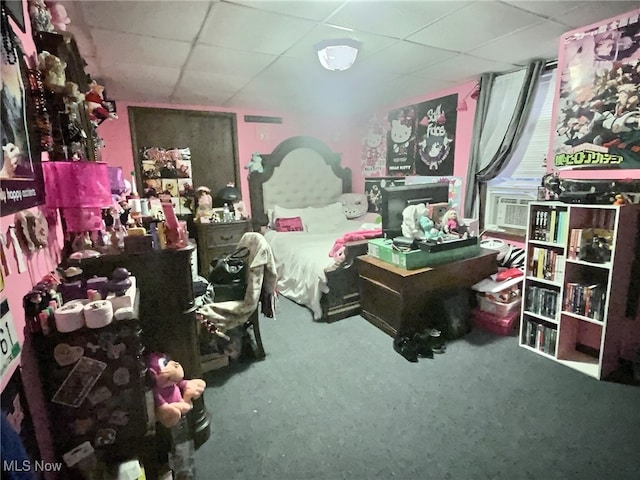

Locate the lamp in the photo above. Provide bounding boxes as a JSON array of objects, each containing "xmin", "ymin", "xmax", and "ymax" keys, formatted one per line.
[
  {"xmin": 42, "ymin": 161, "xmax": 112, "ymax": 232},
  {"xmin": 314, "ymin": 38, "xmax": 361, "ymax": 71},
  {"xmin": 457, "ymin": 83, "xmax": 480, "ymax": 112},
  {"xmin": 217, "ymin": 182, "xmax": 241, "ymax": 204}
]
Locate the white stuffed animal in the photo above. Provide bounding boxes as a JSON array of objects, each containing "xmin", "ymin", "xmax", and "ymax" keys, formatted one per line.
[{"xmin": 401, "ymin": 203, "xmax": 427, "ymax": 240}]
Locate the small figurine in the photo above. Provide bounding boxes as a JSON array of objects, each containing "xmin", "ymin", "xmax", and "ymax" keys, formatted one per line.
[
  {"xmin": 147, "ymin": 353, "xmax": 206, "ymax": 428},
  {"xmin": 245, "ymin": 153, "xmax": 264, "ymax": 176},
  {"xmin": 194, "ymin": 186, "xmax": 214, "ymax": 223},
  {"xmin": 419, "ymin": 214, "xmax": 444, "ymax": 242},
  {"xmin": 441, "ymin": 208, "xmax": 468, "ymax": 238}
]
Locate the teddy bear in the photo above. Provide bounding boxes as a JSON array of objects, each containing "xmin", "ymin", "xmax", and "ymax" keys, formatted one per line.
[
  {"xmin": 245, "ymin": 153, "xmax": 264, "ymax": 176},
  {"xmin": 419, "ymin": 213, "xmax": 444, "ymax": 242},
  {"xmin": 85, "ymin": 80, "xmax": 118, "ymax": 123},
  {"xmin": 147, "ymin": 352, "xmax": 206, "ymax": 428},
  {"xmin": 37, "ymin": 51, "xmax": 67, "ymax": 92},
  {"xmin": 401, "ymin": 203, "xmax": 428, "ymax": 240}
]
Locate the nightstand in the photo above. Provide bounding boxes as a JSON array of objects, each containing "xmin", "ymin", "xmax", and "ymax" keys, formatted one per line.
[{"xmin": 196, "ymin": 220, "xmax": 251, "ymax": 277}]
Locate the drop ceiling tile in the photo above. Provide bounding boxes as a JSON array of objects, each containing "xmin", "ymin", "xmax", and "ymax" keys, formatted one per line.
[
  {"xmin": 281, "ymin": 24, "xmax": 396, "ymax": 60},
  {"xmin": 199, "ymin": 2, "xmax": 315, "ymax": 55},
  {"xmin": 407, "ymin": 2, "xmax": 543, "ymax": 52},
  {"xmin": 79, "ymin": 0, "xmax": 209, "ymax": 42},
  {"xmin": 92, "ymin": 29, "xmax": 191, "ymax": 68},
  {"xmin": 359, "ymin": 41, "xmax": 456, "ymax": 76},
  {"xmin": 553, "ymin": 1, "xmax": 640, "ymax": 29},
  {"xmin": 99, "ymin": 63, "xmax": 180, "ymax": 101},
  {"xmin": 172, "ymin": 86, "xmax": 236, "ymax": 107},
  {"xmin": 227, "ymin": 0, "xmax": 345, "ymax": 21},
  {"xmin": 326, "ymin": 0, "xmax": 471, "ymax": 39},
  {"xmin": 178, "ymin": 69, "xmax": 251, "ymax": 96},
  {"xmin": 413, "ymin": 54, "xmax": 517, "ymax": 81},
  {"xmin": 186, "ymin": 44, "xmax": 277, "ymax": 76},
  {"xmin": 500, "ymin": 1, "xmax": 584, "ymax": 18},
  {"xmin": 378, "ymin": 75, "xmax": 452, "ymax": 105},
  {"xmin": 469, "ymin": 21, "xmax": 569, "ymax": 65}
]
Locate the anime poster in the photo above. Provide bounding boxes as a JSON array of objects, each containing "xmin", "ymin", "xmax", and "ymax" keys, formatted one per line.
[
  {"xmin": 386, "ymin": 106, "xmax": 417, "ymax": 175},
  {"xmin": 552, "ymin": 9, "xmax": 640, "ymax": 170},
  {"xmin": 361, "ymin": 115, "xmax": 387, "ymax": 177},
  {"xmin": 414, "ymin": 94, "xmax": 458, "ymax": 176},
  {"xmin": 365, "ymin": 177, "xmax": 405, "ymax": 213}
]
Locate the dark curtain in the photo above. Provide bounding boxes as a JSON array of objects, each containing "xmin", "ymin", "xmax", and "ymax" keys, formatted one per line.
[{"xmin": 464, "ymin": 60, "xmax": 546, "ymax": 218}]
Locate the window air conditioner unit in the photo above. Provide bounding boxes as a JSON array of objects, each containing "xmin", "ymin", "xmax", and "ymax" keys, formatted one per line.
[{"xmin": 494, "ymin": 196, "xmax": 531, "ymax": 230}]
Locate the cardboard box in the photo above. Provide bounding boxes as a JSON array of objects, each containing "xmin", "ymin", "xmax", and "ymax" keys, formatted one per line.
[{"xmin": 367, "ymin": 238, "xmax": 481, "ymax": 270}]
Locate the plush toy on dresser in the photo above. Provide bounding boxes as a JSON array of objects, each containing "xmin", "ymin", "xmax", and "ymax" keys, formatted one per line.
[{"xmin": 147, "ymin": 352, "xmax": 206, "ymax": 428}]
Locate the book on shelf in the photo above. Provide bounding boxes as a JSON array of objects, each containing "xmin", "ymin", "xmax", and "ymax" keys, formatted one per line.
[
  {"xmin": 568, "ymin": 229, "xmax": 584, "ymax": 259},
  {"xmin": 556, "ymin": 211, "xmax": 568, "ymax": 243},
  {"xmin": 528, "ymin": 248, "xmax": 564, "ymax": 281},
  {"xmin": 525, "ymin": 320, "xmax": 557, "ymax": 355},
  {"xmin": 548, "ymin": 209, "xmax": 557, "ymax": 243}
]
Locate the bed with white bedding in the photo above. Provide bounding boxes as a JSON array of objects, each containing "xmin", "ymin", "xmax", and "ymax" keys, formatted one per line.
[{"xmin": 249, "ymin": 136, "xmax": 377, "ymax": 322}]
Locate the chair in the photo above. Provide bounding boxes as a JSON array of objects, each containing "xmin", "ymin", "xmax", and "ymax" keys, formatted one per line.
[{"xmin": 197, "ymin": 232, "xmax": 277, "ymax": 370}]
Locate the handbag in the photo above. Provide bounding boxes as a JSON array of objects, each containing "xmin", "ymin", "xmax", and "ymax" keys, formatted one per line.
[{"xmin": 208, "ymin": 247, "xmax": 250, "ymax": 301}]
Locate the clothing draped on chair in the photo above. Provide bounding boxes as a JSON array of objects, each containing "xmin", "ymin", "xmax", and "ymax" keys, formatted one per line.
[{"xmin": 197, "ymin": 232, "xmax": 277, "ymax": 333}]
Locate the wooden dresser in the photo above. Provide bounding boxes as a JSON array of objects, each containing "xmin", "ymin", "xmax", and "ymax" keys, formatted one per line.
[
  {"xmin": 196, "ymin": 220, "xmax": 251, "ymax": 276},
  {"xmin": 357, "ymin": 249, "xmax": 498, "ymax": 337}
]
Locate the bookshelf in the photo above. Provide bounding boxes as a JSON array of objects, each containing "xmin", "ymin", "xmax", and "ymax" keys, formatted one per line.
[{"xmin": 520, "ymin": 201, "xmax": 640, "ymax": 379}]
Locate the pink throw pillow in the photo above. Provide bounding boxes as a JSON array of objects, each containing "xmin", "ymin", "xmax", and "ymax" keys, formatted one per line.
[{"xmin": 275, "ymin": 216, "xmax": 304, "ymax": 232}]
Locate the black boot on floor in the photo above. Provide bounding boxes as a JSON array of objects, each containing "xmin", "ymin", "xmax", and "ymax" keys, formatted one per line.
[{"xmin": 393, "ymin": 335, "xmax": 419, "ymax": 363}]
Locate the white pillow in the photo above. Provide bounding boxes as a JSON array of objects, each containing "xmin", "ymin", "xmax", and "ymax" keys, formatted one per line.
[{"xmin": 305, "ymin": 202, "xmax": 348, "ymax": 233}]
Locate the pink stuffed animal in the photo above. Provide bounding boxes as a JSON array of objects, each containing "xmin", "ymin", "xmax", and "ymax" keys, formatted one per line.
[
  {"xmin": 46, "ymin": 1, "xmax": 70, "ymax": 31},
  {"xmin": 148, "ymin": 352, "xmax": 206, "ymax": 428}
]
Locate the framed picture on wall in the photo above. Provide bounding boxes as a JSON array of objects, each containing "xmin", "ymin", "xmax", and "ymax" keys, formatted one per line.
[{"xmin": 364, "ymin": 176, "xmax": 405, "ymax": 213}]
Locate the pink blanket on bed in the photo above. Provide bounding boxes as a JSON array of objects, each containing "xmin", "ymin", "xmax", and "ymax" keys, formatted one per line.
[{"xmin": 329, "ymin": 228, "xmax": 382, "ymax": 260}]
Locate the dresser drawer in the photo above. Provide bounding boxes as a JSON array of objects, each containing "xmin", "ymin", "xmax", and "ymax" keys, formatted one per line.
[
  {"xmin": 197, "ymin": 221, "xmax": 250, "ymax": 276},
  {"xmin": 202, "ymin": 223, "xmax": 248, "ymax": 247}
]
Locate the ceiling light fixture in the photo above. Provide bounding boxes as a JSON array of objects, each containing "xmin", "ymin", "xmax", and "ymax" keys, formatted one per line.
[{"xmin": 314, "ymin": 38, "xmax": 361, "ymax": 72}]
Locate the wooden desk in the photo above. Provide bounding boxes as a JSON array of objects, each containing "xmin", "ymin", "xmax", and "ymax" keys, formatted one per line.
[{"xmin": 356, "ymin": 249, "xmax": 498, "ymax": 337}]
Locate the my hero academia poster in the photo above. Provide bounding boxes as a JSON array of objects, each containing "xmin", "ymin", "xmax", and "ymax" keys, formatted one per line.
[
  {"xmin": 414, "ymin": 94, "xmax": 457, "ymax": 176},
  {"xmin": 552, "ymin": 9, "xmax": 640, "ymax": 170}
]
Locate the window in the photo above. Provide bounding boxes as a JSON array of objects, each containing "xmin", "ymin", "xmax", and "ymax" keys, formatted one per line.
[{"xmin": 484, "ymin": 69, "xmax": 556, "ymax": 233}]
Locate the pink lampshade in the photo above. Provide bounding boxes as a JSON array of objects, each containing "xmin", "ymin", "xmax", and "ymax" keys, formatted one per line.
[
  {"xmin": 43, "ymin": 161, "xmax": 112, "ymax": 208},
  {"xmin": 42, "ymin": 161, "xmax": 113, "ymax": 232}
]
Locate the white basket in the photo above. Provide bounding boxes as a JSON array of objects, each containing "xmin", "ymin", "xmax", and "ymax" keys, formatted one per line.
[{"xmin": 477, "ymin": 295, "xmax": 521, "ymax": 317}]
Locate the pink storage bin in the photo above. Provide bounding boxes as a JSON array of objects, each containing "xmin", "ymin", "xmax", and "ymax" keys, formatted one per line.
[
  {"xmin": 477, "ymin": 294, "xmax": 521, "ymax": 317},
  {"xmin": 471, "ymin": 308, "xmax": 519, "ymax": 336}
]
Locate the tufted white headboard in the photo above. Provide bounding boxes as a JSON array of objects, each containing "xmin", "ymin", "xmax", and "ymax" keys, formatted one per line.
[{"xmin": 249, "ymin": 136, "xmax": 352, "ymax": 219}]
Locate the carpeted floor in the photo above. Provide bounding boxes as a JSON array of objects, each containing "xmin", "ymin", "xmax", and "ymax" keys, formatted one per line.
[{"xmin": 194, "ymin": 296, "xmax": 640, "ymax": 480}]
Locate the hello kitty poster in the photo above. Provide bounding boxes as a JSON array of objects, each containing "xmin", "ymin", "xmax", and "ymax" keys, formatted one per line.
[
  {"xmin": 414, "ymin": 94, "xmax": 458, "ymax": 176},
  {"xmin": 361, "ymin": 116, "xmax": 387, "ymax": 176},
  {"xmin": 386, "ymin": 107, "xmax": 417, "ymax": 175}
]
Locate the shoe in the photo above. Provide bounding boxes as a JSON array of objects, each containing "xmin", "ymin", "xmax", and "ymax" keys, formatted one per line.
[{"xmin": 393, "ymin": 336, "xmax": 419, "ymax": 363}]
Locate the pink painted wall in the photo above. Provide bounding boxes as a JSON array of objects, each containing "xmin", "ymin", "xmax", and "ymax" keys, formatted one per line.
[
  {"xmin": 0, "ymin": 2, "xmax": 59, "ymax": 475},
  {"xmin": 98, "ymin": 104, "xmax": 361, "ymax": 213}
]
